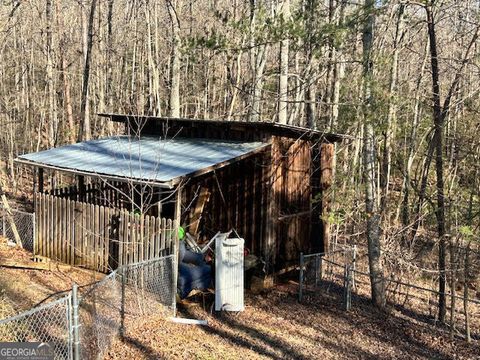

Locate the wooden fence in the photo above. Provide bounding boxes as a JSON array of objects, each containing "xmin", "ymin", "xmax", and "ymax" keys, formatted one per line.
[
  {"xmin": 45, "ymin": 180, "xmax": 129, "ymax": 209},
  {"xmin": 34, "ymin": 193, "xmax": 177, "ymax": 272}
]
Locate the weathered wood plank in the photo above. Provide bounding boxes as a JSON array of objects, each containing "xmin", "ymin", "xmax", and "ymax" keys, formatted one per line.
[
  {"xmin": 161, "ymin": 218, "xmax": 166, "ymax": 256},
  {"xmin": 118, "ymin": 210, "xmax": 124, "ymax": 267},
  {"xmin": 94, "ymin": 204, "xmax": 100, "ymax": 271}
]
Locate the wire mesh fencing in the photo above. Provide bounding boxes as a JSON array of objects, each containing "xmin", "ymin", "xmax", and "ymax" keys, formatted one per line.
[
  {"xmin": 0, "ymin": 206, "xmax": 35, "ymax": 251},
  {"xmin": 0, "ymin": 295, "xmax": 73, "ymax": 360},
  {"xmin": 120, "ymin": 255, "xmax": 176, "ymax": 318},
  {"xmin": 298, "ymin": 246, "xmax": 355, "ymax": 303},
  {"xmin": 78, "ymin": 272, "xmax": 122, "ymax": 360},
  {"xmin": 0, "ymin": 254, "xmax": 175, "ymax": 360},
  {"xmin": 299, "ymin": 247, "xmax": 480, "ymax": 341}
]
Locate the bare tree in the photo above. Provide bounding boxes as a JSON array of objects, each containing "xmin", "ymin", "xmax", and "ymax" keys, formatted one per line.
[
  {"xmin": 78, "ymin": 0, "xmax": 97, "ymax": 141},
  {"xmin": 277, "ymin": 0, "xmax": 290, "ymax": 124},
  {"xmin": 167, "ymin": 0, "xmax": 181, "ymax": 117},
  {"xmin": 362, "ymin": 0, "xmax": 386, "ymax": 309}
]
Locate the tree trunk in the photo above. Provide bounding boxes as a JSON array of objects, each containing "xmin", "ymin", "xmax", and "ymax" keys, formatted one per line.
[
  {"xmin": 303, "ymin": 0, "xmax": 318, "ymax": 129},
  {"xmin": 78, "ymin": 0, "xmax": 97, "ymax": 142},
  {"xmin": 426, "ymin": 4, "xmax": 447, "ymax": 323},
  {"xmin": 248, "ymin": 0, "xmax": 267, "ymax": 122},
  {"xmin": 380, "ymin": 3, "xmax": 404, "ymax": 215},
  {"xmin": 46, "ymin": 0, "xmax": 57, "ymax": 147},
  {"xmin": 362, "ymin": 0, "xmax": 385, "ymax": 309},
  {"xmin": 401, "ymin": 39, "xmax": 428, "ymax": 240},
  {"xmin": 464, "ymin": 242, "xmax": 471, "ymax": 343},
  {"xmin": 277, "ymin": 0, "xmax": 290, "ymax": 124},
  {"xmin": 167, "ymin": 0, "xmax": 181, "ymax": 118}
]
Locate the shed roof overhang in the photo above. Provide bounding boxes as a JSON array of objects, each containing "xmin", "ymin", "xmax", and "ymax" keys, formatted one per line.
[
  {"xmin": 15, "ymin": 136, "xmax": 271, "ymax": 189},
  {"xmin": 98, "ymin": 113, "xmax": 348, "ymax": 143}
]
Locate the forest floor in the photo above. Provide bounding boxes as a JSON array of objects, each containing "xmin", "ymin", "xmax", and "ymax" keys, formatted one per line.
[
  {"xmin": 107, "ymin": 282, "xmax": 480, "ymax": 360},
  {"xmin": 1, "ymin": 234, "xmax": 479, "ymax": 359},
  {"xmin": 0, "ymin": 236, "xmax": 102, "ymax": 318}
]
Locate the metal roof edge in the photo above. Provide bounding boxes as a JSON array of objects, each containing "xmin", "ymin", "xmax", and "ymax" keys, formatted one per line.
[{"xmin": 97, "ymin": 113, "xmax": 349, "ymax": 142}]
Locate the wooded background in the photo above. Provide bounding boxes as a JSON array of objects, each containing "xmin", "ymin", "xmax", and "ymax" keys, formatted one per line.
[{"xmin": 0, "ymin": 0, "xmax": 479, "ymax": 326}]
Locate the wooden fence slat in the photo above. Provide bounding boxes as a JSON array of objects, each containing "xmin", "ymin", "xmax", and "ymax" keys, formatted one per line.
[
  {"xmin": 104, "ymin": 207, "xmax": 110, "ymax": 272},
  {"xmin": 94, "ymin": 204, "xmax": 100, "ymax": 271},
  {"xmin": 84, "ymin": 203, "xmax": 89, "ymax": 268},
  {"xmin": 156, "ymin": 217, "xmax": 162, "ymax": 258},
  {"xmin": 161, "ymin": 218, "xmax": 172, "ymax": 255},
  {"xmin": 48, "ymin": 193, "xmax": 53, "ymax": 259},
  {"xmin": 118, "ymin": 210, "xmax": 124, "ymax": 267},
  {"xmin": 99, "ymin": 206, "xmax": 105, "ymax": 272},
  {"xmin": 149, "ymin": 216, "xmax": 156, "ymax": 261},
  {"xmin": 32, "ymin": 193, "xmax": 176, "ymax": 271},
  {"xmin": 34, "ymin": 194, "xmax": 39, "ymax": 255},
  {"xmin": 145, "ymin": 215, "xmax": 149, "ymax": 261},
  {"xmin": 89, "ymin": 204, "xmax": 95, "ymax": 268},
  {"xmin": 140, "ymin": 215, "xmax": 145, "ymax": 263},
  {"xmin": 59, "ymin": 197, "xmax": 65, "ymax": 263},
  {"xmin": 65, "ymin": 199, "xmax": 71, "ymax": 265},
  {"xmin": 81, "ymin": 202, "xmax": 86, "ymax": 267},
  {"xmin": 44, "ymin": 193, "xmax": 49, "ymax": 259},
  {"xmin": 130, "ymin": 213, "xmax": 136, "ymax": 265},
  {"xmin": 75, "ymin": 200, "xmax": 80, "ymax": 266}
]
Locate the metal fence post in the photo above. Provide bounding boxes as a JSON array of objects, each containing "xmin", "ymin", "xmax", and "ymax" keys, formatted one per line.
[
  {"xmin": 299, "ymin": 252, "xmax": 304, "ymax": 302},
  {"xmin": 67, "ymin": 293, "xmax": 73, "ymax": 360},
  {"xmin": 352, "ymin": 245, "xmax": 357, "ymax": 289},
  {"xmin": 32, "ymin": 212, "xmax": 36, "ymax": 255},
  {"xmin": 344, "ymin": 265, "xmax": 352, "ymax": 311},
  {"xmin": 172, "ymin": 256, "xmax": 177, "ymax": 317},
  {"xmin": 72, "ymin": 284, "xmax": 80, "ymax": 360},
  {"xmin": 120, "ymin": 270, "xmax": 125, "ymax": 339}
]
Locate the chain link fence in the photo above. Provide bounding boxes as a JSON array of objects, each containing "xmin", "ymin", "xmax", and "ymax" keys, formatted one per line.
[
  {"xmin": 78, "ymin": 272, "xmax": 122, "ymax": 360},
  {"xmin": 0, "ymin": 295, "xmax": 73, "ymax": 360},
  {"xmin": 299, "ymin": 247, "xmax": 480, "ymax": 341},
  {"xmin": 0, "ymin": 255, "xmax": 175, "ymax": 360},
  {"xmin": 121, "ymin": 256, "xmax": 176, "ymax": 317},
  {"xmin": 298, "ymin": 246, "xmax": 355, "ymax": 303},
  {"xmin": 0, "ymin": 206, "xmax": 35, "ymax": 252}
]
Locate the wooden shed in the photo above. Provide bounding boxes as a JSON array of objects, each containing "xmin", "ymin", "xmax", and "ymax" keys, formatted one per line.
[{"xmin": 16, "ymin": 114, "xmax": 342, "ymax": 275}]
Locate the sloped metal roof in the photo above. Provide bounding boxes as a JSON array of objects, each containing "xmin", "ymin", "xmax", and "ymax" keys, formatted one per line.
[{"xmin": 16, "ymin": 136, "xmax": 269, "ymax": 187}]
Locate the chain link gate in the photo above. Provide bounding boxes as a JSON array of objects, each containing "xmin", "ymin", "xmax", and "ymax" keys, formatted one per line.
[
  {"xmin": 0, "ymin": 255, "xmax": 176, "ymax": 360},
  {"xmin": 0, "ymin": 295, "xmax": 74, "ymax": 360}
]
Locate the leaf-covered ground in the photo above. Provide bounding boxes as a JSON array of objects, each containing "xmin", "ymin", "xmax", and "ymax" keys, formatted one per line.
[
  {"xmin": 106, "ymin": 284, "xmax": 479, "ymax": 360},
  {"xmin": 0, "ymin": 237, "xmax": 103, "ymax": 317}
]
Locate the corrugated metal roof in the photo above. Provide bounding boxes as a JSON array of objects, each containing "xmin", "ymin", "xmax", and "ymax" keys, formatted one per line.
[{"xmin": 16, "ymin": 136, "xmax": 269, "ymax": 187}]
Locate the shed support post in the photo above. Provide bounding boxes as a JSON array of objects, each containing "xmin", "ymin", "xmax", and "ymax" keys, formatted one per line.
[
  {"xmin": 173, "ymin": 186, "xmax": 183, "ymax": 317},
  {"xmin": 78, "ymin": 176, "xmax": 85, "ymax": 202},
  {"xmin": 38, "ymin": 168, "xmax": 44, "ymax": 194}
]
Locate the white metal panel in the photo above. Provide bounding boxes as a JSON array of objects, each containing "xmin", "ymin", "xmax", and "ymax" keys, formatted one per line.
[
  {"xmin": 215, "ymin": 237, "xmax": 244, "ymax": 311},
  {"xmin": 17, "ymin": 136, "xmax": 268, "ymax": 184}
]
